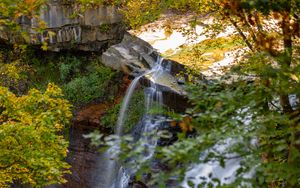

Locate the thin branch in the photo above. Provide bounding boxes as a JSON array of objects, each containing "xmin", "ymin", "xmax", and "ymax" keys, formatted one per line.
[
  {"xmin": 242, "ymin": 10, "xmax": 258, "ymax": 43},
  {"xmin": 229, "ymin": 17, "xmax": 254, "ymax": 52}
]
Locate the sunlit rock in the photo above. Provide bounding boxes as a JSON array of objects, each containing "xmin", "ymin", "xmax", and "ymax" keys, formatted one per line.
[{"xmin": 0, "ymin": 1, "xmax": 125, "ymax": 51}]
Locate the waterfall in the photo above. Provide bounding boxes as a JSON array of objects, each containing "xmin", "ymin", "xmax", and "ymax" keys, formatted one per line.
[
  {"xmin": 116, "ymin": 56, "xmax": 164, "ymax": 136},
  {"xmin": 100, "ymin": 54, "xmax": 251, "ymax": 188},
  {"xmin": 104, "ymin": 71, "xmax": 150, "ymax": 188},
  {"xmin": 116, "ymin": 73, "xmax": 148, "ymax": 136},
  {"xmin": 103, "ymin": 56, "xmax": 165, "ymax": 188},
  {"xmin": 182, "ymin": 109, "xmax": 255, "ymax": 188}
]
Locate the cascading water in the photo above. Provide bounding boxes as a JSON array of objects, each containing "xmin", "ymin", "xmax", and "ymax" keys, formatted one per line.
[
  {"xmin": 103, "ymin": 56, "xmax": 166, "ymax": 188},
  {"xmin": 182, "ymin": 109, "xmax": 255, "ymax": 188},
  {"xmin": 116, "ymin": 73, "xmax": 149, "ymax": 136},
  {"xmin": 182, "ymin": 140, "xmax": 243, "ymax": 188},
  {"xmin": 116, "ymin": 56, "xmax": 164, "ymax": 136},
  {"xmin": 103, "ymin": 54, "xmax": 247, "ymax": 188}
]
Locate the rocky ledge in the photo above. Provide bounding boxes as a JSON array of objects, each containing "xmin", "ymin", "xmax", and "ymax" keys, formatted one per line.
[
  {"xmin": 101, "ymin": 33, "xmax": 190, "ymax": 112},
  {"xmin": 0, "ymin": 0, "xmax": 125, "ymax": 52},
  {"xmin": 102, "ymin": 33, "xmax": 186, "ymax": 95}
]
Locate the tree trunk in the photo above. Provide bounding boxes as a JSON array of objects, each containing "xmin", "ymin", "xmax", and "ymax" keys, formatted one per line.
[{"xmin": 280, "ymin": 95, "xmax": 293, "ymax": 114}]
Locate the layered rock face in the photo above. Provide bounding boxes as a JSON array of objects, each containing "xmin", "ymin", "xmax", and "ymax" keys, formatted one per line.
[
  {"xmin": 0, "ymin": 0, "xmax": 125, "ymax": 51},
  {"xmin": 102, "ymin": 32, "xmax": 190, "ymax": 112}
]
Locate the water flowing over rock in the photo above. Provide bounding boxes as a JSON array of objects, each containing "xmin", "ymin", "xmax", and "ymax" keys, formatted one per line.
[
  {"xmin": 104, "ymin": 56, "xmax": 170, "ymax": 188},
  {"xmin": 101, "ymin": 50, "xmax": 194, "ymax": 188},
  {"xmin": 0, "ymin": 0, "xmax": 125, "ymax": 51},
  {"xmin": 102, "ymin": 33, "xmax": 189, "ymax": 112}
]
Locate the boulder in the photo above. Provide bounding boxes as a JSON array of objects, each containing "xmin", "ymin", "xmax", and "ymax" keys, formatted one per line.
[{"xmin": 102, "ymin": 33, "xmax": 154, "ymax": 76}]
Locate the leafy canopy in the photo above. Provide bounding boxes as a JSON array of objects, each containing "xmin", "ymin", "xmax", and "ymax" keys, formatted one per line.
[{"xmin": 0, "ymin": 83, "xmax": 72, "ymax": 187}]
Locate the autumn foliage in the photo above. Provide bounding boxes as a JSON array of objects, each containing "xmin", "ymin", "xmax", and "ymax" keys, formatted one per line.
[{"xmin": 0, "ymin": 83, "xmax": 72, "ymax": 187}]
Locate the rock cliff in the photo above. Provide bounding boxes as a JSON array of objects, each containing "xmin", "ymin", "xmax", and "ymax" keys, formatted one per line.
[{"xmin": 0, "ymin": 0, "xmax": 125, "ymax": 51}]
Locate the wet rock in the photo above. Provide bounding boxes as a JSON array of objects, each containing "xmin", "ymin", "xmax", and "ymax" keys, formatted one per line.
[
  {"xmin": 75, "ymin": 103, "xmax": 111, "ymax": 131},
  {"xmin": 139, "ymin": 76, "xmax": 191, "ymax": 112},
  {"xmin": 144, "ymin": 71, "xmax": 186, "ymax": 95},
  {"xmin": 51, "ymin": 74, "xmax": 131, "ymax": 188},
  {"xmin": 129, "ymin": 115, "xmax": 195, "ymax": 188},
  {"xmin": 52, "ymin": 102, "xmax": 111, "ymax": 188},
  {"xmin": 132, "ymin": 115, "xmax": 195, "ymax": 147},
  {"xmin": 60, "ymin": 123, "xmax": 103, "ymax": 188},
  {"xmin": 129, "ymin": 181, "xmax": 148, "ymax": 188},
  {"xmin": 102, "ymin": 32, "xmax": 187, "ymax": 77},
  {"xmin": 102, "ymin": 32, "xmax": 190, "ymax": 112}
]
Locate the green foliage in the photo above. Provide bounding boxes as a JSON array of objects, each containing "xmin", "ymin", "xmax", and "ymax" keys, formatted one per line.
[
  {"xmin": 101, "ymin": 102, "xmax": 120, "ymax": 131},
  {"xmin": 101, "ymin": 90, "xmax": 145, "ymax": 133},
  {"xmin": 63, "ymin": 64, "xmax": 115, "ymax": 104},
  {"xmin": 0, "ymin": 60, "xmax": 30, "ymax": 93},
  {"xmin": 23, "ymin": 51, "xmax": 119, "ymax": 105},
  {"xmin": 122, "ymin": 90, "xmax": 145, "ymax": 132},
  {"xmin": 166, "ymin": 48, "xmax": 300, "ymax": 187},
  {"xmin": 29, "ymin": 54, "xmax": 85, "ymax": 90},
  {"xmin": 0, "ymin": 0, "xmax": 47, "ymax": 45},
  {"xmin": 58, "ymin": 57, "xmax": 81, "ymax": 82},
  {"xmin": 119, "ymin": 0, "xmax": 162, "ymax": 28},
  {"xmin": 0, "ymin": 83, "xmax": 72, "ymax": 187},
  {"xmin": 74, "ymin": 0, "xmax": 122, "ymax": 6},
  {"xmin": 99, "ymin": 23, "xmax": 111, "ymax": 33},
  {"xmin": 0, "ymin": 0, "xmax": 45, "ymax": 23},
  {"xmin": 0, "ymin": 46, "xmax": 121, "ymax": 107},
  {"xmin": 0, "ymin": 46, "xmax": 35, "ymax": 94}
]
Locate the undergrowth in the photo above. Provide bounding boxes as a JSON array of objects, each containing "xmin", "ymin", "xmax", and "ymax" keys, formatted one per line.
[{"xmin": 0, "ymin": 46, "xmax": 121, "ymax": 106}]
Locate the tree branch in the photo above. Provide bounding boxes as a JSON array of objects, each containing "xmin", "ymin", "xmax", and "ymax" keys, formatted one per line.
[{"xmin": 229, "ymin": 17, "xmax": 254, "ymax": 52}]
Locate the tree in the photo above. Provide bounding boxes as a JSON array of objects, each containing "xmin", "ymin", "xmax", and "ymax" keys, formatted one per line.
[
  {"xmin": 0, "ymin": 0, "xmax": 46, "ymax": 35},
  {"xmin": 0, "ymin": 83, "xmax": 72, "ymax": 187}
]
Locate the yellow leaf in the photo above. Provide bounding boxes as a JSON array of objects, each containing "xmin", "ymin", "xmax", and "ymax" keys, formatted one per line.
[{"xmin": 290, "ymin": 74, "xmax": 299, "ymax": 82}]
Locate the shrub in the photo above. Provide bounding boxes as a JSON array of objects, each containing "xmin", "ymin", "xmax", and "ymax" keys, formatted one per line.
[
  {"xmin": 58, "ymin": 57, "xmax": 81, "ymax": 82},
  {"xmin": 63, "ymin": 64, "xmax": 116, "ymax": 104},
  {"xmin": 0, "ymin": 61, "xmax": 30, "ymax": 94}
]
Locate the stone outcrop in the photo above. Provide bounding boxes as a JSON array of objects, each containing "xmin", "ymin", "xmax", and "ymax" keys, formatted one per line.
[
  {"xmin": 102, "ymin": 33, "xmax": 155, "ymax": 76},
  {"xmin": 0, "ymin": 0, "xmax": 125, "ymax": 51},
  {"xmin": 102, "ymin": 32, "xmax": 187, "ymax": 96}
]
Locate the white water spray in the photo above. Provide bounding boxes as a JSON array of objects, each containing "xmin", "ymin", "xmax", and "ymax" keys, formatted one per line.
[{"xmin": 103, "ymin": 56, "xmax": 165, "ymax": 188}]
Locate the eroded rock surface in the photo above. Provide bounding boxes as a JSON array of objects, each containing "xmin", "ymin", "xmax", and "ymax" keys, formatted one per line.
[
  {"xmin": 102, "ymin": 32, "xmax": 187, "ymax": 98},
  {"xmin": 102, "ymin": 33, "xmax": 155, "ymax": 76},
  {"xmin": 0, "ymin": 0, "xmax": 125, "ymax": 51}
]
